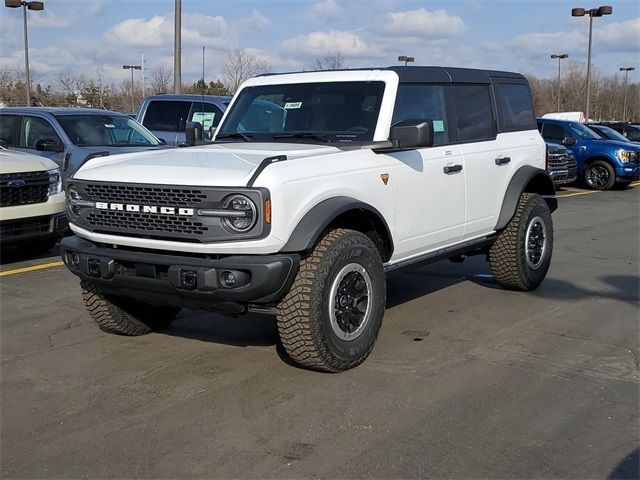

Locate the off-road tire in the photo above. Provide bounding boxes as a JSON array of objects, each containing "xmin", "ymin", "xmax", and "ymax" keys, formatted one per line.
[
  {"xmin": 584, "ymin": 160, "xmax": 615, "ymax": 190},
  {"xmin": 81, "ymin": 280, "xmax": 180, "ymax": 335},
  {"xmin": 276, "ymin": 229, "xmax": 386, "ymax": 372},
  {"xmin": 489, "ymin": 193, "xmax": 553, "ymax": 291}
]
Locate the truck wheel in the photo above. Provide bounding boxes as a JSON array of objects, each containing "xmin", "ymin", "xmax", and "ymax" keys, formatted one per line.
[
  {"xmin": 489, "ymin": 193, "xmax": 553, "ymax": 291},
  {"xmin": 277, "ymin": 229, "xmax": 386, "ymax": 372},
  {"xmin": 584, "ymin": 160, "xmax": 615, "ymax": 190},
  {"xmin": 81, "ymin": 280, "xmax": 180, "ymax": 335}
]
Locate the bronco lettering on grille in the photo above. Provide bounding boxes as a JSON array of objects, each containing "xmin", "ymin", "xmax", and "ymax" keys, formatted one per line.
[{"xmin": 95, "ymin": 202, "xmax": 194, "ymax": 216}]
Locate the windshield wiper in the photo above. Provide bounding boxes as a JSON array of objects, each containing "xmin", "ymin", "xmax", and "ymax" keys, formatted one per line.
[
  {"xmin": 216, "ymin": 132, "xmax": 253, "ymax": 142},
  {"xmin": 272, "ymin": 132, "xmax": 331, "ymax": 143}
]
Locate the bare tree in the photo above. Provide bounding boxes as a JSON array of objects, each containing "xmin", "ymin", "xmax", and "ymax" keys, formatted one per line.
[
  {"xmin": 149, "ymin": 64, "xmax": 172, "ymax": 94},
  {"xmin": 58, "ymin": 73, "xmax": 88, "ymax": 106},
  {"xmin": 312, "ymin": 52, "xmax": 347, "ymax": 71},
  {"xmin": 221, "ymin": 48, "xmax": 270, "ymax": 94}
]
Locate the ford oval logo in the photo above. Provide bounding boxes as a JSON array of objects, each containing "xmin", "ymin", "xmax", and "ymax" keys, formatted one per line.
[{"xmin": 8, "ymin": 179, "xmax": 26, "ymax": 188}]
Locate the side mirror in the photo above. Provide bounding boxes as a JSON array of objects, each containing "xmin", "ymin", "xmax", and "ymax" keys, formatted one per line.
[
  {"xmin": 35, "ymin": 138, "xmax": 63, "ymax": 152},
  {"xmin": 157, "ymin": 137, "xmax": 166, "ymax": 145},
  {"xmin": 561, "ymin": 136, "xmax": 577, "ymax": 146},
  {"xmin": 209, "ymin": 126, "xmax": 217, "ymax": 140},
  {"xmin": 389, "ymin": 119, "xmax": 434, "ymax": 149},
  {"xmin": 185, "ymin": 121, "xmax": 203, "ymax": 147}
]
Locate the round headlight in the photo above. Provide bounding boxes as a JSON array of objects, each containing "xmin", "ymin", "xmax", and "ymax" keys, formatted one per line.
[
  {"xmin": 67, "ymin": 185, "xmax": 80, "ymax": 200},
  {"xmin": 222, "ymin": 194, "xmax": 257, "ymax": 232}
]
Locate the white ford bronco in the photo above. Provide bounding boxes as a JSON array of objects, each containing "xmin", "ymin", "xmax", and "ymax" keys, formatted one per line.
[{"xmin": 61, "ymin": 66, "xmax": 556, "ymax": 372}]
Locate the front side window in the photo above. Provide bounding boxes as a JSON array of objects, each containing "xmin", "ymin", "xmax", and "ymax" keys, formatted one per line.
[
  {"xmin": 0, "ymin": 114, "xmax": 18, "ymax": 146},
  {"xmin": 392, "ymin": 84, "xmax": 449, "ymax": 146},
  {"xmin": 495, "ymin": 83, "xmax": 536, "ymax": 131},
  {"xmin": 541, "ymin": 123, "xmax": 566, "ymax": 142},
  {"xmin": 569, "ymin": 123, "xmax": 600, "ymax": 140},
  {"xmin": 55, "ymin": 114, "xmax": 160, "ymax": 147},
  {"xmin": 143, "ymin": 101, "xmax": 191, "ymax": 132},
  {"xmin": 188, "ymin": 102, "xmax": 224, "ymax": 132},
  {"xmin": 452, "ymin": 85, "xmax": 495, "ymax": 142},
  {"xmin": 20, "ymin": 116, "xmax": 62, "ymax": 149},
  {"xmin": 623, "ymin": 126, "xmax": 640, "ymax": 141},
  {"xmin": 218, "ymin": 81, "xmax": 386, "ymax": 143}
]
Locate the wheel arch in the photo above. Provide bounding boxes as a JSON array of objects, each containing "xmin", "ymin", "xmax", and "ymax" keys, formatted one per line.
[
  {"xmin": 280, "ymin": 196, "xmax": 394, "ymax": 262},
  {"xmin": 583, "ymin": 155, "xmax": 616, "ymax": 168},
  {"xmin": 495, "ymin": 166, "xmax": 557, "ymax": 231}
]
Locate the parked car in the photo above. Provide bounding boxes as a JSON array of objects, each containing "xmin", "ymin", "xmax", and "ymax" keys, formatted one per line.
[
  {"xmin": 136, "ymin": 94, "xmax": 231, "ymax": 146},
  {"xmin": 537, "ymin": 118, "xmax": 639, "ymax": 190},
  {"xmin": 0, "ymin": 146, "xmax": 66, "ymax": 252},
  {"xmin": 586, "ymin": 124, "xmax": 639, "ymax": 144},
  {"xmin": 591, "ymin": 122, "xmax": 640, "ymax": 143},
  {"xmin": 0, "ymin": 107, "xmax": 169, "ymax": 180},
  {"xmin": 545, "ymin": 141, "xmax": 578, "ymax": 186},
  {"xmin": 62, "ymin": 66, "xmax": 557, "ymax": 372}
]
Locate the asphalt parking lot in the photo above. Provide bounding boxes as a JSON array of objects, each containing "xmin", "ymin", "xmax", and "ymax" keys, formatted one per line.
[{"xmin": 1, "ymin": 185, "xmax": 639, "ymax": 479}]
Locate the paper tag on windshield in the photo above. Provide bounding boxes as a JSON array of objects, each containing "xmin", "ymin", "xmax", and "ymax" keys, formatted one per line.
[
  {"xmin": 433, "ymin": 120, "xmax": 445, "ymax": 132},
  {"xmin": 284, "ymin": 102, "xmax": 302, "ymax": 109},
  {"xmin": 104, "ymin": 124, "xmax": 115, "ymax": 128},
  {"xmin": 192, "ymin": 112, "xmax": 215, "ymax": 130}
]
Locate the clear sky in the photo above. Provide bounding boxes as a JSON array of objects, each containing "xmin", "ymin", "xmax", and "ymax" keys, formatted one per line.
[{"xmin": 1, "ymin": 0, "xmax": 638, "ymax": 85}]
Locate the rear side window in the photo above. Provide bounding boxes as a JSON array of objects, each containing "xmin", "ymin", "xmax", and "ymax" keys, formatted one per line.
[
  {"xmin": 495, "ymin": 83, "xmax": 536, "ymax": 131},
  {"xmin": 142, "ymin": 101, "xmax": 191, "ymax": 132},
  {"xmin": 540, "ymin": 123, "xmax": 566, "ymax": 142},
  {"xmin": 0, "ymin": 114, "xmax": 18, "ymax": 146},
  {"xmin": 623, "ymin": 126, "xmax": 640, "ymax": 141},
  {"xmin": 451, "ymin": 85, "xmax": 495, "ymax": 142},
  {"xmin": 392, "ymin": 84, "xmax": 449, "ymax": 146},
  {"xmin": 188, "ymin": 102, "xmax": 224, "ymax": 131},
  {"xmin": 20, "ymin": 116, "xmax": 62, "ymax": 149}
]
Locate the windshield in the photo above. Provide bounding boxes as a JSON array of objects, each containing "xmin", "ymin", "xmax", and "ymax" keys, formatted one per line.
[
  {"xmin": 591, "ymin": 125, "xmax": 630, "ymax": 143},
  {"xmin": 217, "ymin": 81, "xmax": 386, "ymax": 143},
  {"xmin": 56, "ymin": 114, "xmax": 160, "ymax": 147},
  {"xmin": 569, "ymin": 123, "xmax": 601, "ymax": 140}
]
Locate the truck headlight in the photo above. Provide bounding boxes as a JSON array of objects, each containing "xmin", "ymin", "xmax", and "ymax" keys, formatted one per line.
[
  {"xmin": 47, "ymin": 168, "xmax": 62, "ymax": 196},
  {"xmin": 615, "ymin": 149, "xmax": 635, "ymax": 163},
  {"xmin": 221, "ymin": 194, "xmax": 257, "ymax": 232}
]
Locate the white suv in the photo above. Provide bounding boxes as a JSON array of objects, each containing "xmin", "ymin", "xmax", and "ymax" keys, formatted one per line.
[
  {"xmin": 61, "ymin": 67, "xmax": 557, "ymax": 372},
  {"xmin": 1, "ymin": 147, "xmax": 66, "ymax": 252}
]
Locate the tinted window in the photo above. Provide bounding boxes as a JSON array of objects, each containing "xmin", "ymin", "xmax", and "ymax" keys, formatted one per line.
[
  {"xmin": 452, "ymin": 85, "xmax": 495, "ymax": 142},
  {"xmin": 0, "ymin": 114, "xmax": 18, "ymax": 146},
  {"xmin": 20, "ymin": 116, "xmax": 62, "ymax": 149},
  {"xmin": 56, "ymin": 114, "xmax": 159, "ymax": 147},
  {"xmin": 496, "ymin": 83, "xmax": 536, "ymax": 130},
  {"xmin": 188, "ymin": 102, "xmax": 224, "ymax": 131},
  {"xmin": 142, "ymin": 100, "xmax": 191, "ymax": 131},
  {"xmin": 623, "ymin": 126, "xmax": 640, "ymax": 141},
  {"xmin": 541, "ymin": 123, "xmax": 566, "ymax": 142},
  {"xmin": 392, "ymin": 84, "xmax": 449, "ymax": 146}
]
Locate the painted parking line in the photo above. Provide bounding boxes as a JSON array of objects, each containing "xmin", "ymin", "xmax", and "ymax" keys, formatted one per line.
[
  {"xmin": 0, "ymin": 261, "xmax": 65, "ymax": 278},
  {"xmin": 557, "ymin": 181, "xmax": 640, "ymax": 198}
]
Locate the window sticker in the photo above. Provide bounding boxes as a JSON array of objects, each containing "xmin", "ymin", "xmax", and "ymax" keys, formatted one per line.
[
  {"xmin": 191, "ymin": 112, "xmax": 216, "ymax": 130},
  {"xmin": 284, "ymin": 102, "xmax": 302, "ymax": 109},
  {"xmin": 433, "ymin": 120, "xmax": 445, "ymax": 132}
]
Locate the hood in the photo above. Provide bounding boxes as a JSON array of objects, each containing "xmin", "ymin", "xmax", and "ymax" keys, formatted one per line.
[
  {"xmin": 0, "ymin": 149, "xmax": 58, "ymax": 174},
  {"xmin": 73, "ymin": 142, "xmax": 341, "ymax": 186},
  {"xmin": 80, "ymin": 144, "xmax": 170, "ymax": 156},
  {"xmin": 588, "ymin": 139, "xmax": 640, "ymax": 151}
]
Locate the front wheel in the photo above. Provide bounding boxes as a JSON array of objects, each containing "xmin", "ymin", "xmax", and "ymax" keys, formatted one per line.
[
  {"xmin": 489, "ymin": 193, "xmax": 553, "ymax": 291},
  {"xmin": 276, "ymin": 229, "xmax": 386, "ymax": 372},
  {"xmin": 584, "ymin": 160, "xmax": 615, "ymax": 190}
]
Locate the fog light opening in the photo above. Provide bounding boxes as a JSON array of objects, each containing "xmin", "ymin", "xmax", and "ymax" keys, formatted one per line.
[
  {"xmin": 71, "ymin": 252, "xmax": 80, "ymax": 267},
  {"xmin": 221, "ymin": 271, "xmax": 237, "ymax": 288}
]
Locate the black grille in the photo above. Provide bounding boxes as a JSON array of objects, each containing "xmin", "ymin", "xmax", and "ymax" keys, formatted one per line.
[
  {"xmin": 83, "ymin": 184, "xmax": 207, "ymax": 207},
  {"xmin": 1, "ymin": 171, "xmax": 49, "ymax": 207},
  {"xmin": 1, "ymin": 217, "xmax": 50, "ymax": 237},
  {"xmin": 86, "ymin": 210, "xmax": 208, "ymax": 236}
]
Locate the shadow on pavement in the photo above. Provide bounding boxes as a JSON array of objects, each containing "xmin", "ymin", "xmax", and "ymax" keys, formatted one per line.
[
  {"xmin": 534, "ymin": 275, "xmax": 639, "ymax": 306},
  {"xmin": 608, "ymin": 448, "xmax": 639, "ymax": 479},
  {"xmin": 0, "ymin": 244, "xmax": 61, "ymax": 266}
]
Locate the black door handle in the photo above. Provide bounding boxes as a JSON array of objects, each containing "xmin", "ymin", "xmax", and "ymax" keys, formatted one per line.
[
  {"xmin": 443, "ymin": 164, "xmax": 463, "ymax": 174},
  {"xmin": 495, "ymin": 157, "xmax": 511, "ymax": 165}
]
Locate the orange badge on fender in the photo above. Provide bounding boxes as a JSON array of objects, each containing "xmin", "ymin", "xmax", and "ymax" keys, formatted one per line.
[{"xmin": 380, "ymin": 173, "xmax": 389, "ymax": 185}]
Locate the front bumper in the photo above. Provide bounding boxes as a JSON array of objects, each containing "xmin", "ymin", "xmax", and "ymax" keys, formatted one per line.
[
  {"xmin": 0, "ymin": 213, "xmax": 68, "ymax": 245},
  {"xmin": 549, "ymin": 167, "xmax": 578, "ymax": 185},
  {"xmin": 60, "ymin": 235, "xmax": 300, "ymax": 310},
  {"xmin": 615, "ymin": 163, "xmax": 639, "ymax": 181}
]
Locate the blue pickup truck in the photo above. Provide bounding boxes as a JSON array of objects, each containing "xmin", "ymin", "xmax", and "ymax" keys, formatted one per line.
[{"xmin": 537, "ymin": 118, "xmax": 639, "ymax": 190}]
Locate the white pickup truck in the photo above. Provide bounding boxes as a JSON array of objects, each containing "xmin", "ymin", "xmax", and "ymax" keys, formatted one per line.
[{"xmin": 61, "ymin": 66, "xmax": 556, "ymax": 372}]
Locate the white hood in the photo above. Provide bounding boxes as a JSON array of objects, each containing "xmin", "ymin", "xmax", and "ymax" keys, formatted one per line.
[
  {"xmin": 0, "ymin": 149, "xmax": 58, "ymax": 174},
  {"xmin": 73, "ymin": 142, "xmax": 341, "ymax": 186}
]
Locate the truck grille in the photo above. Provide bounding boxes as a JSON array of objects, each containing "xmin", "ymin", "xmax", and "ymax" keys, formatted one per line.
[
  {"xmin": 0, "ymin": 216, "xmax": 50, "ymax": 238},
  {"xmin": 83, "ymin": 184, "xmax": 207, "ymax": 207},
  {"xmin": 86, "ymin": 210, "xmax": 209, "ymax": 236},
  {"xmin": 547, "ymin": 151, "xmax": 569, "ymax": 169},
  {"xmin": 0, "ymin": 171, "xmax": 49, "ymax": 207}
]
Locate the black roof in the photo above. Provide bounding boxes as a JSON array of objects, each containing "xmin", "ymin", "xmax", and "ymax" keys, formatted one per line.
[{"xmin": 259, "ymin": 65, "xmax": 525, "ymax": 84}]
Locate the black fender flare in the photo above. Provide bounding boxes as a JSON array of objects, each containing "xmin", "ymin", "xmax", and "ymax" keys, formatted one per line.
[
  {"xmin": 281, "ymin": 196, "xmax": 394, "ymax": 254},
  {"xmin": 495, "ymin": 166, "xmax": 557, "ymax": 230}
]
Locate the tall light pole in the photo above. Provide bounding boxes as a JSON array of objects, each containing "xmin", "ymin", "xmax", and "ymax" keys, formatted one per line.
[
  {"xmin": 122, "ymin": 64, "xmax": 141, "ymax": 113},
  {"xmin": 397, "ymin": 55, "xmax": 415, "ymax": 66},
  {"xmin": 620, "ymin": 67, "xmax": 635, "ymax": 122},
  {"xmin": 4, "ymin": 0, "xmax": 44, "ymax": 106},
  {"xmin": 173, "ymin": 0, "xmax": 181, "ymax": 93},
  {"xmin": 551, "ymin": 54, "xmax": 569, "ymax": 112},
  {"xmin": 571, "ymin": 5, "xmax": 613, "ymax": 121}
]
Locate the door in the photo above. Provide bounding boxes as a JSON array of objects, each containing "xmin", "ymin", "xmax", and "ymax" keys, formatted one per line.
[
  {"xmin": 139, "ymin": 100, "xmax": 191, "ymax": 146},
  {"xmin": 388, "ymin": 84, "xmax": 466, "ymax": 261},
  {"xmin": 14, "ymin": 115, "xmax": 65, "ymax": 168}
]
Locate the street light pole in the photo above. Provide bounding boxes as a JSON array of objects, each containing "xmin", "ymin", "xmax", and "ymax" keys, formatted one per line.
[
  {"xmin": 4, "ymin": 0, "xmax": 44, "ymax": 106},
  {"xmin": 122, "ymin": 64, "xmax": 142, "ymax": 113},
  {"xmin": 551, "ymin": 54, "xmax": 569, "ymax": 112},
  {"xmin": 620, "ymin": 67, "xmax": 635, "ymax": 122},
  {"xmin": 173, "ymin": 0, "xmax": 181, "ymax": 93},
  {"xmin": 571, "ymin": 5, "xmax": 613, "ymax": 121},
  {"xmin": 397, "ymin": 55, "xmax": 415, "ymax": 66}
]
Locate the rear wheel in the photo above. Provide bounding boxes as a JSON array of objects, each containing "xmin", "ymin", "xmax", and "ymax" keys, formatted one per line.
[
  {"xmin": 584, "ymin": 160, "xmax": 615, "ymax": 190},
  {"xmin": 81, "ymin": 281, "xmax": 180, "ymax": 335},
  {"xmin": 276, "ymin": 229, "xmax": 386, "ymax": 372}
]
